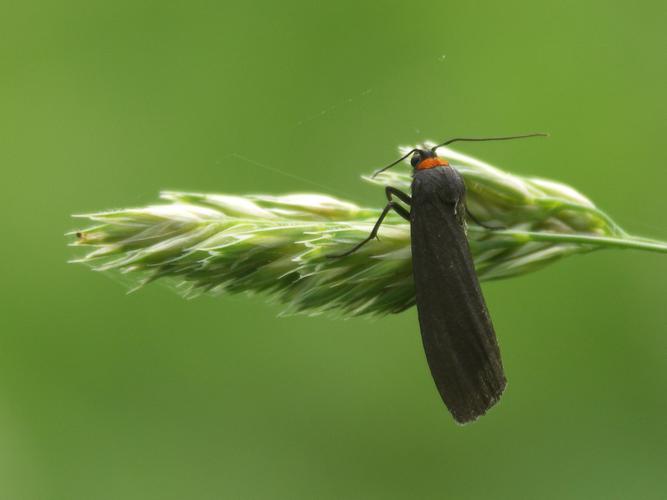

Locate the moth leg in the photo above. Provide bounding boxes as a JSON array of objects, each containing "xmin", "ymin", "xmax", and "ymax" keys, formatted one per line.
[
  {"xmin": 386, "ymin": 186, "xmax": 412, "ymax": 208},
  {"xmin": 327, "ymin": 199, "xmax": 410, "ymax": 258},
  {"xmin": 386, "ymin": 202, "xmax": 410, "ymax": 222},
  {"xmin": 373, "ymin": 187, "xmax": 411, "ymax": 244},
  {"xmin": 465, "ymin": 207, "xmax": 505, "ymax": 230}
]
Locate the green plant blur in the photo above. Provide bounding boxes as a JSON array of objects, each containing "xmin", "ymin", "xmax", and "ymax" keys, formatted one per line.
[{"xmin": 2, "ymin": 1, "xmax": 666, "ymax": 499}]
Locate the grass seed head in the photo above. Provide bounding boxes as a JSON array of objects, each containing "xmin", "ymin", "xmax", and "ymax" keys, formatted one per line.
[{"xmin": 71, "ymin": 147, "xmax": 667, "ymax": 317}]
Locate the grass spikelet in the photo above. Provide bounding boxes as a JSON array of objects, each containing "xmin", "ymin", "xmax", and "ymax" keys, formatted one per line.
[{"xmin": 70, "ymin": 147, "xmax": 667, "ymax": 317}]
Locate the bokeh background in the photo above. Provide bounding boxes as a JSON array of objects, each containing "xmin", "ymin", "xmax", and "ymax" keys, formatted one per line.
[{"xmin": 2, "ymin": 1, "xmax": 666, "ymax": 498}]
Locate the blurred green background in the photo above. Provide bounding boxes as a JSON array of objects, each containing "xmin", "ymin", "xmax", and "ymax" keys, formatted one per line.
[{"xmin": 1, "ymin": 1, "xmax": 666, "ymax": 498}]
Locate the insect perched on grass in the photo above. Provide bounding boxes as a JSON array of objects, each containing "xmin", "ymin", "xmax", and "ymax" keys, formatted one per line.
[
  {"xmin": 72, "ymin": 133, "xmax": 667, "ymax": 423},
  {"xmin": 330, "ymin": 133, "xmax": 547, "ymax": 424}
]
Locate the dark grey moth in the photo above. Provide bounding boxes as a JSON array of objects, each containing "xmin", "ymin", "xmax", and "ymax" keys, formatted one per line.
[{"xmin": 330, "ymin": 134, "xmax": 545, "ymax": 423}]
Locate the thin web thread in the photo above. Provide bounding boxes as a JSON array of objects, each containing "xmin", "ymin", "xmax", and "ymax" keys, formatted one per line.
[{"xmin": 229, "ymin": 152, "xmax": 353, "ymax": 199}]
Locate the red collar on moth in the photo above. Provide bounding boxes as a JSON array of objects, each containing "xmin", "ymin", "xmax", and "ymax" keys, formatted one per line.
[{"xmin": 416, "ymin": 157, "xmax": 450, "ymax": 170}]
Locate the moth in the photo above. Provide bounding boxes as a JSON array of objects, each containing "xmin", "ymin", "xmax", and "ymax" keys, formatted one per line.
[{"xmin": 330, "ymin": 134, "xmax": 546, "ymax": 423}]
